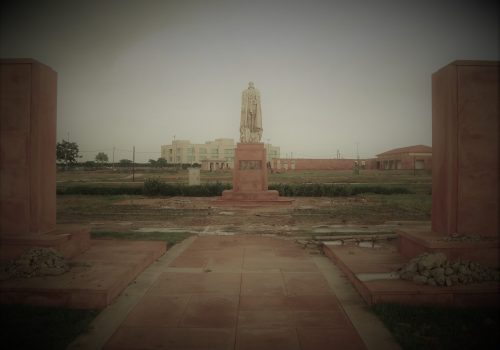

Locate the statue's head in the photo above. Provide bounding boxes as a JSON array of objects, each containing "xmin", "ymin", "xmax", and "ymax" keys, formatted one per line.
[{"xmin": 248, "ymin": 81, "xmax": 254, "ymax": 88}]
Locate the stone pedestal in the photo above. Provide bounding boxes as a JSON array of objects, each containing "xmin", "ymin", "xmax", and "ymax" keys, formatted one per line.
[
  {"xmin": 399, "ymin": 61, "xmax": 499, "ymax": 266},
  {"xmin": 221, "ymin": 143, "xmax": 291, "ymax": 204},
  {"xmin": 0, "ymin": 59, "xmax": 89, "ymax": 261}
]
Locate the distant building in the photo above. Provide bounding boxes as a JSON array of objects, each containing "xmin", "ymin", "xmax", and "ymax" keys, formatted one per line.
[
  {"xmin": 375, "ymin": 145, "xmax": 432, "ymax": 170},
  {"xmin": 271, "ymin": 158, "xmax": 364, "ymax": 171},
  {"xmin": 160, "ymin": 138, "xmax": 280, "ymax": 169},
  {"xmin": 270, "ymin": 145, "xmax": 432, "ymax": 172}
]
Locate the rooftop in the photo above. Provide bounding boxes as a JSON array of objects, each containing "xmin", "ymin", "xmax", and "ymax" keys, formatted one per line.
[{"xmin": 377, "ymin": 145, "xmax": 432, "ymax": 157}]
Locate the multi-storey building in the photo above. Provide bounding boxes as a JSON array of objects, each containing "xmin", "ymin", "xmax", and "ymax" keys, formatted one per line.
[{"xmin": 160, "ymin": 138, "xmax": 280, "ymax": 169}]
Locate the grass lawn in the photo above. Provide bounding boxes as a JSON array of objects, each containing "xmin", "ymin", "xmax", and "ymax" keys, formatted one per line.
[
  {"xmin": 0, "ymin": 304, "xmax": 99, "ymax": 350},
  {"xmin": 57, "ymin": 169, "xmax": 431, "ymax": 186},
  {"xmin": 372, "ymin": 303, "xmax": 500, "ymax": 350}
]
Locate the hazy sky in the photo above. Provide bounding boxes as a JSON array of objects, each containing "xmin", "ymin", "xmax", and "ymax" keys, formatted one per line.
[{"xmin": 1, "ymin": 0, "xmax": 498, "ymax": 162}]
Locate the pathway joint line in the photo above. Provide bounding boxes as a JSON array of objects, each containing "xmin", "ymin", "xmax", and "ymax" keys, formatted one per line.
[
  {"xmin": 67, "ymin": 236, "xmax": 197, "ymax": 350},
  {"xmin": 313, "ymin": 256, "xmax": 401, "ymax": 350}
]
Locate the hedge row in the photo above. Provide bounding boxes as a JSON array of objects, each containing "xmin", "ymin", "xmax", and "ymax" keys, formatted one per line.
[
  {"xmin": 57, "ymin": 185, "xmax": 143, "ymax": 195},
  {"xmin": 269, "ymin": 183, "xmax": 413, "ymax": 197},
  {"xmin": 143, "ymin": 179, "xmax": 231, "ymax": 196},
  {"xmin": 57, "ymin": 179, "xmax": 412, "ymax": 197}
]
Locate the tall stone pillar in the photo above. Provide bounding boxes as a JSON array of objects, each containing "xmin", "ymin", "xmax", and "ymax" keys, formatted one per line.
[
  {"xmin": 1, "ymin": 59, "xmax": 57, "ymax": 235},
  {"xmin": 0, "ymin": 59, "xmax": 89, "ymax": 261},
  {"xmin": 431, "ymin": 61, "xmax": 499, "ymax": 237},
  {"xmin": 398, "ymin": 60, "xmax": 499, "ymax": 267}
]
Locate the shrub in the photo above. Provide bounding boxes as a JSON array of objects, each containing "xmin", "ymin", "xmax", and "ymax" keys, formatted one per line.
[
  {"xmin": 269, "ymin": 183, "xmax": 412, "ymax": 197},
  {"xmin": 142, "ymin": 179, "xmax": 231, "ymax": 196},
  {"xmin": 57, "ymin": 182, "xmax": 411, "ymax": 197},
  {"xmin": 57, "ymin": 185, "xmax": 142, "ymax": 195},
  {"xmin": 143, "ymin": 177, "xmax": 164, "ymax": 196}
]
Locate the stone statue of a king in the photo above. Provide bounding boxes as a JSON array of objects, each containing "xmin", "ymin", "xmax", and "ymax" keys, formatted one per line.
[{"xmin": 240, "ymin": 82, "xmax": 263, "ymax": 143}]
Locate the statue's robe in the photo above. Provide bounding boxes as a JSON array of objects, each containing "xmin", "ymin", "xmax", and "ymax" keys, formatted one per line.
[{"xmin": 240, "ymin": 86, "xmax": 262, "ymax": 143}]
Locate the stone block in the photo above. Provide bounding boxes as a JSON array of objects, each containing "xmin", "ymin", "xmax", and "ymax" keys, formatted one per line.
[
  {"xmin": 220, "ymin": 142, "xmax": 290, "ymax": 204},
  {"xmin": 0, "ymin": 59, "xmax": 57, "ymax": 235},
  {"xmin": 431, "ymin": 60, "xmax": 499, "ymax": 236}
]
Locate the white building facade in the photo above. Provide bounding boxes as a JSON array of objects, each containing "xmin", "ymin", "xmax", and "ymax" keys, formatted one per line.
[{"xmin": 160, "ymin": 138, "xmax": 280, "ymax": 169}]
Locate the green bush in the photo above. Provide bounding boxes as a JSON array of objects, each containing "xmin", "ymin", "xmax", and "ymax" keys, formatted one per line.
[
  {"xmin": 269, "ymin": 183, "xmax": 412, "ymax": 197},
  {"xmin": 57, "ymin": 185, "xmax": 142, "ymax": 195},
  {"xmin": 57, "ymin": 181, "xmax": 411, "ymax": 197},
  {"xmin": 143, "ymin": 177, "xmax": 164, "ymax": 195},
  {"xmin": 143, "ymin": 178, "xmax": 232, "ymax": 196}
]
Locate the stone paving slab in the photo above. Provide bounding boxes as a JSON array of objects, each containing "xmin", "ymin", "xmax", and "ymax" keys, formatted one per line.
[
  {"xmin": 71, "ymin": 234, "xmax": 401, "ymax": 350},
  {"xmin": 101, "ymin": 235, "xmax": 383, "ymax": 350}
]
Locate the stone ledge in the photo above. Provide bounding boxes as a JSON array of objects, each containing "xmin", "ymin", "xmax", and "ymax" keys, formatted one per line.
[
  {"xmin": 0, "ymin": 239, "xmax": 166, "ymax": 309},
  {"xmin": 323, "ymin": 243, "xmax": 500, "ymax": 307},
  {"xmin": 397, "ymin": 230, "xmax": 499, "ymax": 268},
  {"xmin": 219, "ymin": 190, "xmax": 293, "ymax": 206},
  {"xmin": 0, "ymin": 224, "xmax": 90, "ymax": 262}
]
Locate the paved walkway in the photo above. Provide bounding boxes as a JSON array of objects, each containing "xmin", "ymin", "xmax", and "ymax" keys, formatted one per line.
[{"xmin": 69, "ymin": 235, "xmax": 400, "ymax": 350}]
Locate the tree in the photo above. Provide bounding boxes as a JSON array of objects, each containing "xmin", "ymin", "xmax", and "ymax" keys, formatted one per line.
[
  {"xmin": 95, "ymin": 152, "xmax": 109, "ymax": 164},
  {"xmin": 148, "ymin": 158, "xmax": 167, "ymax": 168},
  {"xmin": 83, "ymin": 160, "xmax": 97, "ymax": 170},
  {"xmin": 56, "ymin": 140, "xmax": 81, "ymax": 169},
  {"xmin": 119, "ymin": 159, "xmax": 133, "ymax": 167},
  {"xmin": 156, "ymin": 158, "xmax": 167, "ymax": 168}
]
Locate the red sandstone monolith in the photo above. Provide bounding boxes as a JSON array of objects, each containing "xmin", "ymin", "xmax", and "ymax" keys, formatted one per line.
[{"xmin": 0, "ymin": 59, "xmax": 89, "ymax": 261}]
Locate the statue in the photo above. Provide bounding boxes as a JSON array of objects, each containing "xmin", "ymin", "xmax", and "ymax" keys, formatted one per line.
[{"xmin": 240, "ymin": 82, "xmax": 263, "ymax": 143}]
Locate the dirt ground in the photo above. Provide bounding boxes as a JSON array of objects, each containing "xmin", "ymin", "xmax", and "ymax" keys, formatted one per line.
[
  {"xmin": 57, "ymin": 169, "xmax": 432, "ymax": 186},
  {"xmin": 57, "ymin": 194, "xmax": 431, "ymax": 235},
  {"xmin": 56, "ymin": 169, "xmax": 431, "ymax": 235}
]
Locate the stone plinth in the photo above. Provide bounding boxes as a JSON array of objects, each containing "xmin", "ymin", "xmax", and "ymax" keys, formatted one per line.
[
  {"xmin": 0, "ymin": 59, "xmax": 89, "ymax": 261},
  {"xmin": 397, "ymin": 229, "xmax": 499, "ymax": 268},
  {"xmin": 0, "ymin": 239, "xmax": 166, "ymax": 309},
  {"xmin": 221, "ymin": 143, "xmax": 291, "ymax": 204},
  {"xmin": 0, "ymin": 224, "xmax": 90, "ymax": 262}
]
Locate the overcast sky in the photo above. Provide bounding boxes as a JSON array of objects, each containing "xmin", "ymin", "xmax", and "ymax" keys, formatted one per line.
[{"xmin": 1, "ymin": 0, "xmax": 498, "ymax": 162}]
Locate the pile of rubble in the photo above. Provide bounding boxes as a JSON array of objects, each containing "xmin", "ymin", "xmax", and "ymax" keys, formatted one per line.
[
  {"xmin": 1, "ymin": 248, "xmax": 69, "ymax": 279},
  {"xmin": 398, "ymin": 252, "xmax": 499, "ymax": 287}
]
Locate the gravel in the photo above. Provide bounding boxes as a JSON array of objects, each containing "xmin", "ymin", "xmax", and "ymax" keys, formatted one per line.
[
  {"xmin": 1, "ymin": 248, "xmax": 69, "ymax": 279},
  {"xmin": 397, "ymin": 252, "xmax": 499, "ymax": 287}
]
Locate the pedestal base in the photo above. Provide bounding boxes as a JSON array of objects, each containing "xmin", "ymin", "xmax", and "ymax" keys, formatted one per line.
[
  {"xmin": 222, "ymin": 189, "xmax": 278, "ymax": 201},
  {"xmin": 397, "ymin": 229, "xmax": 499, "ymax": 268},
  {"xmin": 219, "ymin": 143, "xmax": 293, "ymax": 205},
  {"xmin": 219, "ymin": 189, "xmax": 293, "ymax": 206},
  {"xmin": 0, "ymin": 239, "xmax": 166, "ymax": 309},
  {"xmin": 0, "ymin": 224, "xmax": 90, "ymax": 262}
]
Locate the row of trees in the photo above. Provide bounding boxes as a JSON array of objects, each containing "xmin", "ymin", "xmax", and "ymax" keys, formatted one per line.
[{"xmin": 56, "ymin": 141, "xmax": 168, "ymax": 168}]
